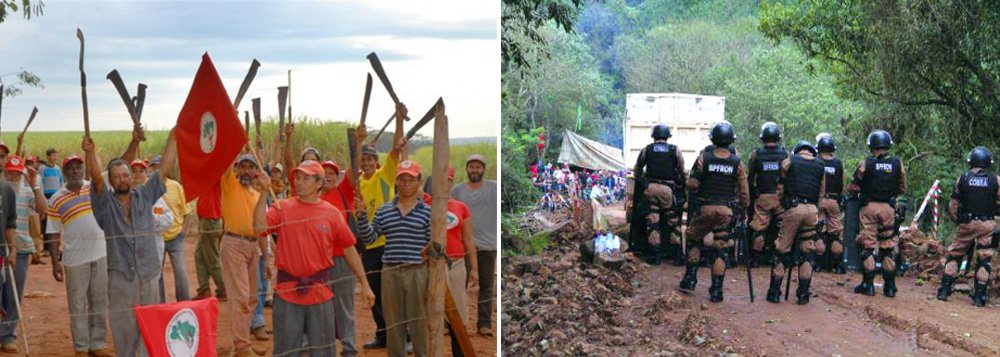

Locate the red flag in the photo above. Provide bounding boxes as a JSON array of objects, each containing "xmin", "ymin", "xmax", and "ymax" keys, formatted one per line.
[
  {"xmin": 176, "ymin": 53, "xmax": 248, "ymax": 201},
  {"xmin": 135, "ymin": 298, "xmax": 219, "ymax": 357}
]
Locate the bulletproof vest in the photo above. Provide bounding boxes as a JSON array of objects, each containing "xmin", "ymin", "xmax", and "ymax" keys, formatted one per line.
[
  {"xmin": 643, "ymin": 142, "xmax": 678, "ymax": 182},
  {"xmin": 697, "ymin": 150, "xmax": 741, "ymax": 204},
  {"xmin": 784, "ymin": 155, "xmax": 824, "ymax": 201},
  {"xmin": 821, "ymin": 157, "xmax": 844, "ymax": 194},
  {"xmin": 752, "ymin": 146, "xmax": 787, "ymax": 194},
  {"xmin": 957, "ymin": 171, "xmax": 999, "ymax": 216},
  {"xmin": 860, "ymin": 155, "xmax": 902, "ymax": 202}
]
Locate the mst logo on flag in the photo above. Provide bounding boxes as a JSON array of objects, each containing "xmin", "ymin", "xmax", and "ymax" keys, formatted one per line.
[
  {"xmin": 175, "ymin": 53, "xmax": 248, "ymax": 201},
  {"xmin": 166, "ymin": 308, "xmax": 200, "ymax": 356},
  {"xmin": 135, "ymin": 298, "xmax": 219, "ymax": 357}
]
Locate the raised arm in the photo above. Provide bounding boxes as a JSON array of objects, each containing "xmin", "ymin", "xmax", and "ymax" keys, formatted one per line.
[
  {"xmin": 157, "ymin": 129, "xmax": 177, "ymax": 181},
  {"xmin": 82, "ymin": 136, "xmax": 104, "ymax": 195},
  {"xmin": 389, "ymin": 102, "xmax": 407, "ymax": 162},
  {"xmin": 120, "ymin": 124, "xmax": 145, "ymax": 164}
]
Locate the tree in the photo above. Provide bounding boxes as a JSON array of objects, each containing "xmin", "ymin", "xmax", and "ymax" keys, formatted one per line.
[
  {"xmin": 759, "ymin": 0, "xmax": 1000, "ymax": 154},
  {"xmin": 0, "ymin": 0, "xmax": 44, "ymax": 24},
  {"xmin": 502, "ymin": 0, "xmax": 583, "ymax": 69},
  {"xmin": 1, "ymin": 70, "xmax": 43, "ymax": 98}
]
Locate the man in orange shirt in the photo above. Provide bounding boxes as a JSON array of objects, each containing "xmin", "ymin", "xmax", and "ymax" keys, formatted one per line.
[{"xmin": 254, "ymin": 160, "xmax": 374, "ymax": 356}]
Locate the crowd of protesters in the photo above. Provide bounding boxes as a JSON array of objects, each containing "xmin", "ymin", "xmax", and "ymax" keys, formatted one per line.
[
  {"xmin": 0, "ymin": 102, "xmax": 497, "ymax": 357},
  {"xmin": 531, "ymin": 162, "xmax": 627, "ymax": 212}
]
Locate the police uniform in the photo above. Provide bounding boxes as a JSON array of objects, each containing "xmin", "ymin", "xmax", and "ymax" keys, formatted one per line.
[
  {"xmin": 816, "ymin": 152, "xmax": 846, "ymax": 273},
  {"xmin": 680, "ymin": 145, "xmax": 749, "ymax": 302},
  {"xmin": 634, "ymin": 140, "xmax": 686, "ymax": 265},
  {"xmin": 849, "ymin": 151, "xmax": 907, "ymax": 297},
  {"xmin": 766, "ymin": 145, "xmax": 825, "ymax": 304},
  {"xmin": 748, "ymin": 145, "xmax": 788, "ymax": 264},
  {"xmin": 937, "ymin": 167, "xmax": 1000, "ymax": 306}
]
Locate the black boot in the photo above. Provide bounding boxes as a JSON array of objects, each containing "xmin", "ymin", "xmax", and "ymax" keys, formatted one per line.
[
  {"xmin": 937, "ymin": 275, "xmax": 955, "ymax": 301},
  {"xmin": 766, "ymin": 274, "xmax": 783, "ymax": 303},
  {"xmin": 679, "ymin": 263, "xmax": 698, "ymax": 290},
  {"xmin": 671, "ymin": 246, "xmax": 685, "ymax": 266},
  {"xmin": 883, "ymin": 270, "xmax": 897, "ymax": 298},
  {"xmin": 796, "ymin": 278, "xmax": 812, "ymax": 305},
  {"xmin": 853, "ymin": 270, "xmax": 875, "ymax": 296},
  {"xmin": 832, "ymin": 252, "xmax": 846, "ymax": 274},
  {"xmin": 972, "ymin": 280, "xmax": 988, "ymax": 307},
  {"xmin": 709, "ymin": 275, "xmax": 725, "ymax": 302},
  {"xmin": 649, "ymin": 244, "xmax": 662, "ymax": 266}
]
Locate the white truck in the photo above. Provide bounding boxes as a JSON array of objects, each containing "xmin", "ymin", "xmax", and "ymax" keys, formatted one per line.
[
  {"xmin": 623, "ymin": 93, "xmax": 726, "ymax": 170},
  {"xmin": 623, "ymin": 93, "xmax": 726, "ymax": 226}
]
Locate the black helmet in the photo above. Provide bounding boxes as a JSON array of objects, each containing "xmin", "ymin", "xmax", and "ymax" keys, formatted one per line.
[
  {"xmin": 709, "ymin": 121, "xmax": 735, "ymax": 147},
  {"xmin": 816, "ymin": 133, "xmax": 835, "ymax": 152},
  {"xmin": 760, "ymin": 122, "xmax": 782, "ymax": 143},
  {"xmin": 792, "ymin": 140, "xmax": 817, "ymax": 156},
  {"xmin": 866, "ymin": 130, "xmax": 893, "ymax": 150},
  {"xmin": 968, "ymin": 146, "xmax": 993, "ymax": 169},
  {"xmin": 652, "ymin": 124, "xmax": 671, "ymax": 139}
]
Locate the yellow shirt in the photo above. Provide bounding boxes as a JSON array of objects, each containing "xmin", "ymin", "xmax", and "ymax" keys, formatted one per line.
[
  {"xmin": 360, "ymin": 153, "xmax": 399, "ymax": 249},
  {"xmin": 221, "ymin": 170, "xmax": 261, "ymax": 237},
  {"xmin": 162, "ymin": 178, "xmax": 191, "ymax": 240}
]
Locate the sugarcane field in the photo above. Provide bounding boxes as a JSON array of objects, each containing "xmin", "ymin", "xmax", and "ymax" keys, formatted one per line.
[
  {"xmin": 502, "ymin": 1, "xmax": 1000, "ymax": 356},
  {"xmin": 2, "ymin": 1, "xmax": 499, "ymax": 356}
]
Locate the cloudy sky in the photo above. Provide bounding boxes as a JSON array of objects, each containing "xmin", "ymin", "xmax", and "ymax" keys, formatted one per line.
[{"xmin": 0, "ymin": 0, "xmax": 499, "ymax": 138}]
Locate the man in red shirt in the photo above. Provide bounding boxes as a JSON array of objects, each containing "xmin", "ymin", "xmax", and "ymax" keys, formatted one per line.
[{"xmin": 254, "ymin": 160, "xmax": 375, "ymax": 356}]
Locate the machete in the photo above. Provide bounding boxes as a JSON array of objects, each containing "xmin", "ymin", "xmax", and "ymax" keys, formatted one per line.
[
  {"xmin": 105, "ymin": 69, "xmax": 140, "ymax": 126},
  {"xmin": 77, "ymin": 28, "xmax": 90, "ymax": 138},
  {"xmin": 369, "ymin": 113, "xmax": 397, "ymax": 146},
  {"xmin": 233, "ymin": 59, "xmax": 260, "ymax": 110},
  {"xmin": 252, "ymin": 97, "xmax": 262, "ymax": 142},
  {"xmin": 277, "ymin": 86, "xmax": 288, "ymax": 144},
  {"xmin": 360, "ymin": 73, "xmax": 372, "ymax": 128},
  {"xmin": 135, "ymin": 83, "xmax": 147, "ymax": 120},
  {"xmin": 348, "ymin": 128, "xmax": 362, "ymax": 199},
  {"xmin": 405, "ymin": 97, "xmax": 443, "ymax": 140},
  {"xmin": 366, "ymin": 52, "xmax": 409, "ymax": 121},
  {"xmin": 244, "ymin": 111, "xmax": 250, "ymax": 134},
  {"xmin": 20, "ymin": 106, "xmax": 38, "ymax": 136}
]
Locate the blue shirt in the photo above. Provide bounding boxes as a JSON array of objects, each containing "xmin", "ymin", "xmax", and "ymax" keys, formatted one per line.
[
  {"xmin": 41, "ymin": 164, "xmax": 63, "ymax": 199},
  {"xmin": 357, "ymin": 198, "xmax": 431, "ymax": 264},
  {"xmin": 91, "ymin": 173, "xmax": 166, "ymax": 281}
]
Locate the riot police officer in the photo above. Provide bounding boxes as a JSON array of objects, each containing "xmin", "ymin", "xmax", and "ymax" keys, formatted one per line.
[
  {"xmin": 680, "ymin": 122, "xmax": 749, "ymax": 302},
  {"xmin": 848, "ymin": 130, "xmax": 907, "ymax": 297},
  {"xmin": 815, "ymin": 133, "xmax": 847, "ymax": 274},
  {"xmin": 937, "ymin": 147, "xmax": 1000, "ymax": 306},
  {"xmin": 747, "ymin": 122, "xmax": 788, "ymax": 267},
  {"xmin": 633, "ymin": 124, "xmax": 687, "ymax": 265},
  {"xmin": 766, "ymin": 141, "xmax": 825, "ymax": 304}
]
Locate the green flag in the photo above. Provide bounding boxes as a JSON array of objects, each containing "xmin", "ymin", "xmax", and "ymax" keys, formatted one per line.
[{"xmin": 576, "ymin": 104, "xmax": 582, "ymax": 132}]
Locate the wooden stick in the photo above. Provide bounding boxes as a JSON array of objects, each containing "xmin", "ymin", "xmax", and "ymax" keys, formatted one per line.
[
  {"xmin": 445, "ymin": 284, "xmax": 476, "ymax": 356},
  {"xmin": 427, "ymin": 100, "xmax": 448, "ymax": 356}
]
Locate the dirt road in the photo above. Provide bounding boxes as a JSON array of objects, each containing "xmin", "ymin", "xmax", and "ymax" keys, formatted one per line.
[{"xmin": 13, "ymin": 227, "xmax": 497, "ymax": 356}]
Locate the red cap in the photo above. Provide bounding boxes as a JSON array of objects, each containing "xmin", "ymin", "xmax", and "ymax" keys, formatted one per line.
[
  {"xmin": 292, "ymin": 160, "xmax": 325, "ymax": 177},
  {"xmin": 4, "ymin": 155, "xmax": 25, "ymax": 174},
  {"xmin": 25, "ymin": 155, "xmax": 37, "ymax": 164},
  {"xmin": 396, "ymin": 160, "xmax": 421, "ymax": 179},
  {"xmin": 62, "ymin": 155, "xmax": 83, "ymax": 167},
  {"xmin": 0, "ymin": 142, "xmax": 9, "ymax": 155},
  {"xmin": 320, "ymin": 160, "xmax": 341, "ymax": 174},
  {"xmin": 129, "ymin": 160, "xmax": 148, "ymax": 169}
]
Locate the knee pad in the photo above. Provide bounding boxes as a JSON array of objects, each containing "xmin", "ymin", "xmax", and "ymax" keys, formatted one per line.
[
  {"xmin": 774, "ymin": 252, "xmax": 794, "ymax": 269},
  {"xmin": 877, "ymin": 247, "xmax": 895, "ymax": 263},
  {"xmin": 861, "ymin": 248, "xmax": 875, "ymax": 263},
  {"xmin": 976, "ymin": 259, "xmax": 992, "ymax": 277},
  {"xmin": 803, "ymin": 249, "xmax": 818, "ymax": 268}
]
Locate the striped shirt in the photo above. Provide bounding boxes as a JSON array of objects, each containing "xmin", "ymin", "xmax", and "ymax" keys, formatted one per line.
[
  {"xmin": 358, "ymin": 198, "xmax": 431, "ymax": 264},
  {"xmin": 46, "ymin": 183, "xmax": 107, "ymax": 267}
]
